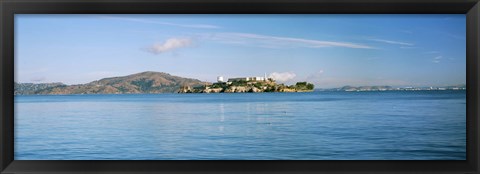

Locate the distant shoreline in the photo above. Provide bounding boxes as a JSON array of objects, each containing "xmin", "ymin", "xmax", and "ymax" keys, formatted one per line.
[
  {"xmin": 14, "ymin": 89, "xmax": 466, "ymax": 96},
  {"xmin": 14, "ymin": 71, "xmax": 466, "ymax": 95}
]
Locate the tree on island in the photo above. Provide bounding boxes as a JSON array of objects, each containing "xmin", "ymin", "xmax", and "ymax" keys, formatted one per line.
[{"xmin": 294, "ymin": 82, "xmax": 315, "ymax": 90}]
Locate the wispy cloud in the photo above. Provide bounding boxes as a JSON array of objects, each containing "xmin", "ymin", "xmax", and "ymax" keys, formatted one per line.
[
  {"xmin": 400, "ymin": 30, "xmax": 413, "ymax": 34},
  {"xmin": 100, "ymin": 16, "xmax": 220, "ymax": 29},
  {"xmin": 308, "ymin": 76, "xmax": 412, "ymax": 88},
  {"xmin": 269, "ymin": 72, "xmax": 297, "ymax": 82},
  {"xmin": 369, "ymin": 38, "xmax": 414, "ymax": 46},
  {"xmin": 433, "ymin": 56, "xmax": 443, "ymax": 63},
  {"xmin": 87, "ymin": 71, "xmax": 118, "ymax": 78},
  {"xmin": 206, "ymin": 32, "xmax": 374, "ymax": 49},
  {"xmin": 304, "ymin": 70, "xmax": 415, "ymax": 88},
  {"xmin": 146, "ymin": 38, "xmax": 193, "ymax": 55},
  {"xmin": 306, "ymin": 70, "xmax": 325, "ymax": 81},
  {"xmin": 445, "ymin": 33, "xmax": 466, "ymax": 40},
  {"xmin": 424, "ymin": 51, "xmax": 440, "ymax": 54},
  {"xmin": 30, "ymin": 77, "xmax": 46, "ymax": 82}
]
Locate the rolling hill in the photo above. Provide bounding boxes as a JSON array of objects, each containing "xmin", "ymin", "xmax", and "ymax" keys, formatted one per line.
[{"xmin": 15, "ymin": 71, "xmax": 208, "ymax": 95}]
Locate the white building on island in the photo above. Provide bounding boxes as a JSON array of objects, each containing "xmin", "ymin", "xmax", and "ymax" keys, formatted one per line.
[{"xmin": 227, "ymin": 73, "xmax": 270, "ymax": 82}]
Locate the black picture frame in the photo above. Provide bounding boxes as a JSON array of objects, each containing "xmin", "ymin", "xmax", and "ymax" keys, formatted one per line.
[{"xmin": 1, "ymin": 0, "xmax": 479, "ymax": 173}]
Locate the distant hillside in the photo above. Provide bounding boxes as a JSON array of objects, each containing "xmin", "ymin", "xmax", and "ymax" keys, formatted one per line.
[
  {"xmin": 16, "ymin": 71, "xmax": 208, "ymax": 95},
  {"xmin": 15, "ymin": 82, "xmax": 66, "ymax": 95},
  {"xmin": 319, "ymin": 84, "xmax": 466, "ymax": 92}
]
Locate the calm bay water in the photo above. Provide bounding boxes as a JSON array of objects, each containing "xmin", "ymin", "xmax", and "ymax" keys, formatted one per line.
[{"xmin": 14, "ymin": 91, "xmax": 466, "ymax": 160}]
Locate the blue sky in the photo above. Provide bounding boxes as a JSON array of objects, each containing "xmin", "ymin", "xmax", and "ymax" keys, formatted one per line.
[{"xmin": 15, "ymin": 14, "xmax": 466, "ymax": 88}]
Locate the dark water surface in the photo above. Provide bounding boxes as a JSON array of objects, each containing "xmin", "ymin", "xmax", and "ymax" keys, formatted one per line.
[{"xmin": 14, "ymin": 91, "xmax": 466, "ymax": 160}]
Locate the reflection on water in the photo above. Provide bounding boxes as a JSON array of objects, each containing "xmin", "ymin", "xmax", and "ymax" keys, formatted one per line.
[{"xmin": 14, "ymin": 91, "xmax": 466, "ymax": 160}]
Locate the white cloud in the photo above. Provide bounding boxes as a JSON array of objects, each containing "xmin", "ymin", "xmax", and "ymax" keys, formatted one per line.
[
  {"xmin": 269, "ymin": 72, "xmax": 296, "ymax": 82},
  {"xmin": 369, "ymin": 38, "xmax": 414, "ymax": 46},
  {"xmin": 146, "ymin": 38, "xmax": 192, "ymax": 54},
  {"xmin": 99, "ymin": 16, "xmax": 220, "ymax": 29},
  {"xmin": 207, "ymin": 32, "xmax": 374, "ymax": 49}
]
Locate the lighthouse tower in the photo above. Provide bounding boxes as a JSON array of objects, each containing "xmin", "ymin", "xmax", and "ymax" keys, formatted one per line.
[{"xmin": 264, "ymin": 72, "xmax": 267, "ymax": 81}]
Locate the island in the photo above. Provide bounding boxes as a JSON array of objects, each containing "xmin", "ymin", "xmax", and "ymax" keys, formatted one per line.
[{"xmin": 178, "ymin": 75, "xmax": 314, "ymax": 93}]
